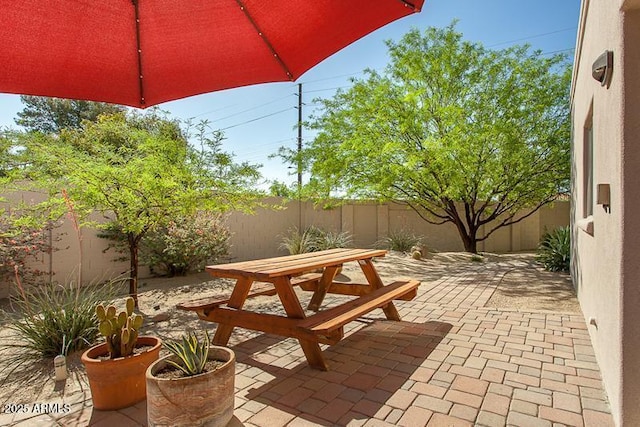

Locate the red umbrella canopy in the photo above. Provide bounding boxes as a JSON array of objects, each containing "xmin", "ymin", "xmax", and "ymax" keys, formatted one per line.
[{"xmin": 0, "ymin": 0, "xmax": 424, "ymax": 108}]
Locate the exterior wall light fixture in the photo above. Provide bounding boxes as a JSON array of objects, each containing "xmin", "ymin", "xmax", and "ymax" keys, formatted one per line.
[{"xmin": 592, "ymin": 50, "xmax": 613, "ymax": 88}]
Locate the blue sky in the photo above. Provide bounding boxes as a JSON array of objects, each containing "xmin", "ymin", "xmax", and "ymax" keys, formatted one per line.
[{"xmin": 0, "ymin": 0, "xmax": 581, "ymax": 189}]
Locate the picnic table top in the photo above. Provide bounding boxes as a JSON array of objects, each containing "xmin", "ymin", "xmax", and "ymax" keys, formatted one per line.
[{"xmin": 205, "ymin": 248, "xmax": 387, "ymax": 281}]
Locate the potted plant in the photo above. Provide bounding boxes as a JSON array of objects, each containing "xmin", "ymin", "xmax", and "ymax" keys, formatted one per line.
[
  {"xmin": 81, "ymin": 296, "xmax": 162, "ymax": 410},
  {"xmin": 146, "ymin": 330, "xmax": 235, "ymax": 427}
]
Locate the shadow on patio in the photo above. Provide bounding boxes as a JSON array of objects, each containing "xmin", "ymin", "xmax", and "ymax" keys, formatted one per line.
[{"xmin": 234, "ymin": 321, "xmax": 452, "ymax": 425}]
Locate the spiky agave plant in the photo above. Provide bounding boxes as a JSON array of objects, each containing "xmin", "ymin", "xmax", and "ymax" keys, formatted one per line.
[
  {"xmin": 536, "ymin": 226, "xmax": 570, "ymax": 272},
  {"xmin": 164, "ymin": 330, "xmax": 210, "ymax": 376}
]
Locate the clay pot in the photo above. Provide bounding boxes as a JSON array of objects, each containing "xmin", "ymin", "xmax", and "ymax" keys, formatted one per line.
[
  {"xmin": 81, "ymin": 336, "xmax": 162, "ymax": 410},
  {"xmin": 146, "ymin": 346, "xmax": 235, "ymax": 427}
]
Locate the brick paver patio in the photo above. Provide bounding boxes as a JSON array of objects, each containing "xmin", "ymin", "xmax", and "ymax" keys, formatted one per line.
[{"xmin": 1, "ymin": 258, "xmax": 615, "ymax": 426}]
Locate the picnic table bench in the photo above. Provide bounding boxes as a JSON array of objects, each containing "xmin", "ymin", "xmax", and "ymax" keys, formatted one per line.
[{"xmin": 177, "ymin": 248, "xmax": 420, "ymax": 370}]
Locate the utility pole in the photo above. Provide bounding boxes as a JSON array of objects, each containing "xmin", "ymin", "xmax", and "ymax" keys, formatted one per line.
[
  {"xmin": 296, "ymin": 83, "xmax": 303, "ymax": 230},
  {"xmin": 297, "ymin": 83, "xmax": 303, "ymax": 188}
]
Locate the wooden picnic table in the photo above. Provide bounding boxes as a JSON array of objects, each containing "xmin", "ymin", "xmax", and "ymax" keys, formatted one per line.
[{"xmin": 178, "ymin": 248, "xmax": 420, "ymax": 370}]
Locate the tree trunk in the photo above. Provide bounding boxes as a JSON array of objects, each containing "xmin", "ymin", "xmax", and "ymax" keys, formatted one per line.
[
  {"xmin": 464, "ymin": 237, "xmax": 478, "ymax": 254},
  {"xmin": 127, "ymin": 233, "xmax": 139, "ymax": 307},
  {"xmin": 450, "ymin": 214, "xmax": 479, "ymax": 254}
]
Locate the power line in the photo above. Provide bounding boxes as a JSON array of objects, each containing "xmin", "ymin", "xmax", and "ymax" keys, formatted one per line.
[
  {"xmin": 219, "ymin": 107, "xmax": 294, "ymax": 131},
  {"xmin": 487, "ymin": 27, "xmax": 577, "ymax": 48},
  {"xmin": 540, "ymin": 47, "xmax": 575, "ymax": 56},
  {"xmin": 191, "ymin": 103, "xmax": 238, "ymax": 119},
  {"xmin": 213, "ymin": 94, "xmax": 295, "ymax": 122},
  {"xmin": 226, "ymin": 137, "xmax": 295, "ymax": 152},
  {"xmin": 299, "ymin": 71, "xmax": 364, "ymax": 85},
  {"xmin": 305, "ymin": 85, "xmax": 351, "ymax": 94},
  {"xmin": 202, "ymin": 26, "xmax": 577, "ymax": 135}
]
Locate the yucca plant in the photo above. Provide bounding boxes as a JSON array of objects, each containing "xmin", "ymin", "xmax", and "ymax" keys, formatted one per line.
[
  {"xmin": 536, "ymin": 226, "xmax": 570, "ymax": 272},
  {"xmin": 2, "ymin": 276, "xmax": 119, "ymax": 359},
  {"xmin": 279, "ymin": 226, "xmax": 322, "ymax": 254},
  {"xmin": 164, "ymin": 330, "xmax": 210, "ymax": 376},
  {"xmin": 312, "ymin": 230, "xmax": 352, "ymax": 251},
  {"xmin": 377, "ymin": 229, "xmax": 422, "ymax": 253}
]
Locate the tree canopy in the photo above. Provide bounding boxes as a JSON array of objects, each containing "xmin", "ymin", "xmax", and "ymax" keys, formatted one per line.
[
  {"xmin": 288, "ymin": 25, "xmax": 571, "ymax": 253},
  {"xmin": 18, "ymin": 111, "xmax": 262, "ymax": 303},
  {"xmin": 15, "ymin": 96, "xmax": 125, "ymax": 133}
]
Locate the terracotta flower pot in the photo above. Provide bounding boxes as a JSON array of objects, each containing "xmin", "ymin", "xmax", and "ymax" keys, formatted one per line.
[
  {"xmin": 81, "ymin": 336, "xmax": 162, "ymax": 410},
  {"xmin": 146, "ymin": 346, "xmax": 235, "ymax": 427}
]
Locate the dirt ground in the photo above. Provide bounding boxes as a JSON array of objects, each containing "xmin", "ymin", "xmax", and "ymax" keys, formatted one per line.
[{"xmin": 0, "ymin": 251, "xmax": 578, "ymax": 407}]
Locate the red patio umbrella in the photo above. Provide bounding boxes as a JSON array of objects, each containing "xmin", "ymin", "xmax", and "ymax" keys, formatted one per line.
[{"xmin": 0, "ymin": 0, "xmax": 424, "ymax": 108}]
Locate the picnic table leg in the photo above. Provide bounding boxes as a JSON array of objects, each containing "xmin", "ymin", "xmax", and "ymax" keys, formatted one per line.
[
  {"xmin": 274, "ymin": 277, "xmax": 329, "ymax": 371},
  {"xmin": 358, "ymin": 259, "xmax": 401, "ymax": 321},
  {"xmin": 212, "ymin": 277, "xmax": 253, "ymax": 346},
  {"xmin": 307, "ymin": 265, "xmax": 340, "ymax": 312}
]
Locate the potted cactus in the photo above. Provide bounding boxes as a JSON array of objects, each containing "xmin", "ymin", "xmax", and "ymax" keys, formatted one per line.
[
  {"xmin": 81, "ymin": 297, "xmax": 162, "ymax": 410},
  {"xmin": 146, "ymin": 330, "xmax": 235, "ymax": 426}
]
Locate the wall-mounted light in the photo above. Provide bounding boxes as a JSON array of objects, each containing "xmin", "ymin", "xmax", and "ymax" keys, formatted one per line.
[
  {"xmin": 592, "ymin": 50, "xmax": 613, "ymax": 88},
  {"xmin": 597, "ymin": 183, "xmax": 611, "ymax": 213}
]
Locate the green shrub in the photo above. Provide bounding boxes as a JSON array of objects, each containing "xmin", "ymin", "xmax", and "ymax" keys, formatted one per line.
[
  {"xmin": 279, "ymin": 226, "xmax": 319, "ymax": 255},
  {"xmin": 0, "ymin": 217, "xmax": 58, "ymax": 286},
  {"xmin": 377, "ymin": 229, "xmax": 422, "ymax": 253},
  {"xmin": 101, "ymin": 211, "xmax": 230, "ymax": 276},
  {"xmin": 312, "ymin": 229, "xmax": 352, "ymax": 251},
  {"xmin": 279, "ymin": 226, "xmax": 352, "ymax": 255},
  {"xmin": 537, "ymin": 226, "xmax": 570, "ymax": 272},
  {"xmin": 141, "ymin": 212, "xmax": 230, "ymax": 276}
]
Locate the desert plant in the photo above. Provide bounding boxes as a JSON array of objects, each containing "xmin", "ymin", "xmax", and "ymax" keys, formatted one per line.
[
  {"xmin": 96, "ymin": 296, "xmax": 144, "ymax": 358},
  {"xmin": 101, "ymin": 212, "xmax": 231, "ymax": 277},
  {"xmin": 141, "ymin": 212, "xmax": 230, "ymax": 276},
  {"xmin": 164, "ymin": 330, "xmax": 211, "ymax": 376},
  {"xmin": 0, "ymin": 271, "xmax": 120, "ymax": 378},
  {"xmin": 279, "ymin": 226, "xmax": 323, "ymax": 254},
  {"xmin": 312, "ymin": 230, "xmax": 352, "ymax": 251},
  {"xmin": 377, "ymin": 229, "xmax": 422, "ymax": 253},
  {"xmin": 537, "ymin": 226, "xmax": 570, "ymax": 272},
  {"xmin": 279, "ymin": 226, "xmax": 351, "ymax": 255},
  {"xmin": 0, "ymin": 216, "xmax": 58, "ymax": 287}
]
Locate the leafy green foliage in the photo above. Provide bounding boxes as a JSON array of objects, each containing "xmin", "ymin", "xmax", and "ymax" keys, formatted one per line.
[
  {"xmin": 268, "ymin": 180, "xmax": 298, "ymax": 198},
  {"xmin": 15, "ymin": 96, "xmax": 125, "ymax": 133},
  {"xmin": 19, "ymin": 111, "xmax": 261, "ymax": 304},
  {"xmin": 282, "ymin": 24, "xmax": 571, "ymax": 253},
  {"xmin": 279, "ymin": 226, "xmax": 352, "ymax": 255},
  {"xmin": 536, "ymin": 226, "xmax": 570, "ymax": 272},
  {"xmin": 141, "ymin": 211, "xmax": 230, "ymax": 276},
  {"xmin": 164, "ymin": 330, "xmax": 211, "ymax": 377},
  {"xmin": 376, "ymin": 229, "xmax": 422, "ymax": 253}
]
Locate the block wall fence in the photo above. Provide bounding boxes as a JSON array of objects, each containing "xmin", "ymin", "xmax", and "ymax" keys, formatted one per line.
[{"xmin": 1, "ymin": 192, "xmax": 568, "ymax": 298}]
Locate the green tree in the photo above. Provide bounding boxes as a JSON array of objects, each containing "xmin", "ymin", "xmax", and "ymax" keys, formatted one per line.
[
  {"xmin": 26, "ymin": 112, "xmax": 261, "ymax": 305},
  {"xmin": 15, "ymin": 96, "xmax": 125, "ymax": 133},
  {"xmin": 268, "ymin": 180, "xmax": 297, "ymax": 198},
  {"xmin": 286, "ymin": 25, "xmax": 570, "ymax": 253}
]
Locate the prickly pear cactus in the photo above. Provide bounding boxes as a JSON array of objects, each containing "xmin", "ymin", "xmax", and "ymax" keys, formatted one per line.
[{"xmin": 95, "ymin": 297, "xmax": 144, "ymax": 359}]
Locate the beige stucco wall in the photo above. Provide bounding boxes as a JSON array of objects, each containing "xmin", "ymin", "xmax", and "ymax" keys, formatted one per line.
[
  {"xmin": 571, "ymin": 1, "xmax": 640, "ymax": 425},
  {"xmin": 0, "ymin": 189, "xmax": 131, "ymax": 297},
  {"xmin": 227, "ymin": 199, "xmax": 568, "ymax": 261},
  {"xmin": 1, "ymin": 194, "xmax": 568, "ymax": 298}
]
